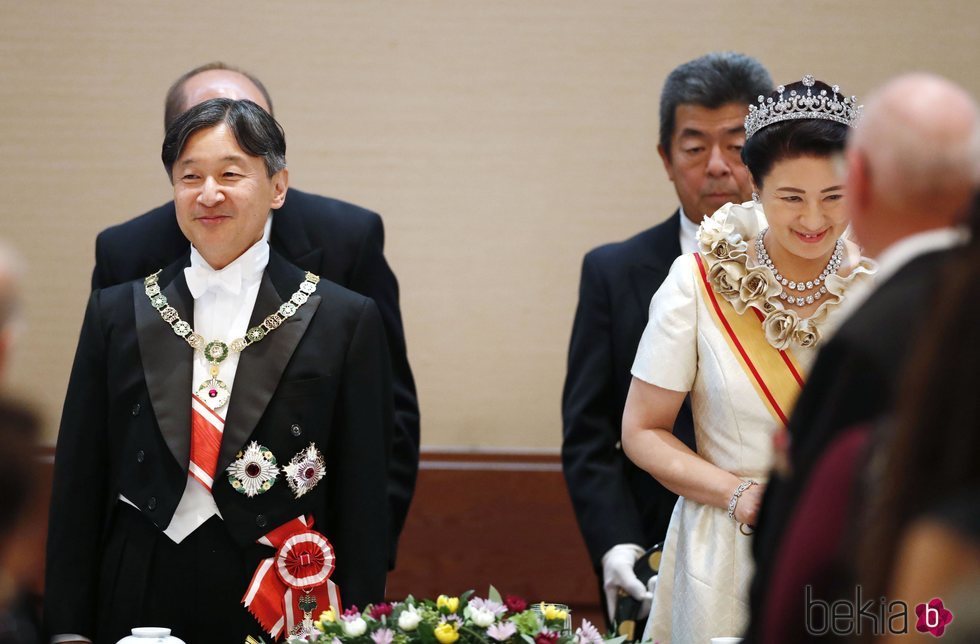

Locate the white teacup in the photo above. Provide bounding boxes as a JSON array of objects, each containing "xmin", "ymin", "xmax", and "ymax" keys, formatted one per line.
[{"xmin": 710, "ymin": 638, "xmax": 743, "ymax": 644}]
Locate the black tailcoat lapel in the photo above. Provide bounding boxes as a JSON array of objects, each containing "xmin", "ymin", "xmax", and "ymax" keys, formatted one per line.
[
  {"xmin": 628, "ymin": 210, "xmax": 683, "ymax": 313},
  {"xmin": 134, "ymin": 250, "xmax": 321, "ymax": 474},
  {"xmin": 218, "ymin": 250, "xmax": 321, "ymax": 472},
  {"xmin": 135, "ymin": 255, "xmax": 194, "ymax": 472}
]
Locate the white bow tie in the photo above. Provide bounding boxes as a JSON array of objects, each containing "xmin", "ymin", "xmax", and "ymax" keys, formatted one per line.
[{"xmin": 184, "ymin": 263, "xmax": 243, "ymax": 299}]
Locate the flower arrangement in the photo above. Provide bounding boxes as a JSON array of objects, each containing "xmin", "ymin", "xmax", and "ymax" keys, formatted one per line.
[{"xmin": 274, "ymin": 587, "xmax": 624, "ymax": 644}]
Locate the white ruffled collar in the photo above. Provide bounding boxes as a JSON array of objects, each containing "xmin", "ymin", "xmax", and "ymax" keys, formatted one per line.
[{"xmin": 696, "ymin": 201, "xmax": 876, "ymax": 350}]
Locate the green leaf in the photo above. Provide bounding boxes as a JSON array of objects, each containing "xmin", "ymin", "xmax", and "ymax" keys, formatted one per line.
[
  {"xmin": 603, "ymin": 636, "xmax": 628, "ymax": 644},
  {"xmin": 488, "ymin": 586, "xmax": 503, "ymax": 604},
  {"xmin": 418, "ymin": 620, "xmax": 437, "ymax": 644},
  {"xmin": 520, "ymin": 635, "xmax": 536, "ymax": 644}
]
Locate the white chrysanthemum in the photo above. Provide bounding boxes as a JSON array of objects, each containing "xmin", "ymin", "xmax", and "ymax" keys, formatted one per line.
[{"xmin": 398, "ymin": 606, "xmax": 422, "ymax": 631}]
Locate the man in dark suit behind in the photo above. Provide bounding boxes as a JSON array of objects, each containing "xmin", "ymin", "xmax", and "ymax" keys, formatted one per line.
[
  {"xmin": 91, "ymin": 63, "xmax": 418, "ymax": 568},
  {"xmin": 745, "ymin": 73, "xmax": 980, "ymax": 642},
  {"xmin": 561, "ymin": 52, "xmax": 771, "ymax": 628}
]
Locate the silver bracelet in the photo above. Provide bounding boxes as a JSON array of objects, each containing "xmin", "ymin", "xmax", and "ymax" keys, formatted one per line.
[{"xmin": 727, "ymin": 480, "xmax": 758, "ymax": 520}]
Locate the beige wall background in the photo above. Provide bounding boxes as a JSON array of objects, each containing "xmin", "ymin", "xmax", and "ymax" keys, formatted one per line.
[{"xmin": 2, "ymin": 0, "xmax": 978, "ymax": 448}]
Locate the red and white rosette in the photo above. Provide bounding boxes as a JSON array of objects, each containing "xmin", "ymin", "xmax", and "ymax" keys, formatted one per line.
[
  {"xmin": 276, "ymin": 530, "xmax": 335, "ymax": 588},
  {"xmin": 243, "ymin": 516, "xmax": 342, "ymax": 640}
]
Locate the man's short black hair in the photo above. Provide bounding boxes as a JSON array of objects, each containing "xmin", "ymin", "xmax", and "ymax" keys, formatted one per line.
[
  {"xmin": 659, "ymin": 52, "xmax": 772, "ymax": 157},
  {"xmin": 164, "ymin": 62, "xmax": 274, "ymax": 131},
  {"xmin": 161, "ymin": 98, "xmax": 287, "ymax": 180}
]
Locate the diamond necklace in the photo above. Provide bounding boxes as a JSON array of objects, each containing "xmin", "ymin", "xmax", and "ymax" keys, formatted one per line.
[
  {"xmin": 144, "ymin": 270, "xmax": 320, "ymax": 410},
  {"xmin": 754, "ymin": 228, "xmax": 843, "ymax": 307}
]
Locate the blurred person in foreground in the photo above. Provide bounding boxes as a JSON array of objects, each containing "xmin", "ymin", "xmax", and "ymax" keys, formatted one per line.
[
  {"xmin": 859, "ymin": 191, "xmax": 980, "ymax": 643},
  {"xmin": 622, "ymin": 74, "xmax": 873, "ymax": 643},
  {"xmin": 0, "ymin": 242, "xmax": 25, "ymax": 383},
  {"xmin": 746, "ymin": 73, "xmax": 980, "ymax": 642},
  {"xmin": 561, "ymin": 52, "xmax": 771, "ymax": 631},
  {"xmin": 0, "ymin": 398, "xmax": 42, "ymax": 644}
]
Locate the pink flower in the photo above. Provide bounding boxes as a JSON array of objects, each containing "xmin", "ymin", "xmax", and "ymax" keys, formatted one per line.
[
  {"xmin": 574, "ymin": 620, "xmax": 603, "ymax": 644},
  {"xmin": 343, "ymin": 605, "xmax": 361, "ymax": 618},
  {"xmin": 371, "ymin": 627, "xmax": 395, "ymax": 644},
  {"xmin": 487, "ymin": 621, "xmax": 517, "ymax": 641},
  {"xmin": 504, "ymin": 595, "xmax": 527, "ymax": 613},
  {"xmin": 534, "ymin": 630, "xmax": 559, "ymax": 644},
  {"xmin": 468, "ymin": 597, "xmax": 506, "ymax": 616},
  {"xmin": 370, "ymin": 603, "xmax": 393, "ymax": 620}
]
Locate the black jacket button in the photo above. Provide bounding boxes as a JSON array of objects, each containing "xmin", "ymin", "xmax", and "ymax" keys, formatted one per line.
[
  {"xmin": 132, "ymin": 403, "xmax": 141, "ymax": 416},
  {"xmin": 147, "ymin": 496, "xmax": 157, "ymax": 510},
  {"xmin": 256, "ymin": 514, "xmax": 268, "ymax": 528},
  {"xmin": 290, "ymin": 424, "xmax": 302, "ymax": 437},
  {"xmin": 136, "ymin": 449, "xmax": 145, "ymax": 463}
]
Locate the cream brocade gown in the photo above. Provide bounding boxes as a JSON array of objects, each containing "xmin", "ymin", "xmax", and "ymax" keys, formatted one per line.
[{"xmin": 631, "ymin": 202, "xmax": 874, "ymax": 643}]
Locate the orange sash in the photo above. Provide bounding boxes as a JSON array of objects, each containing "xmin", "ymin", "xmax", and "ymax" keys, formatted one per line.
[{"xmin": 693, "ymin": 254, "xmax": 805, "ymax": 425}]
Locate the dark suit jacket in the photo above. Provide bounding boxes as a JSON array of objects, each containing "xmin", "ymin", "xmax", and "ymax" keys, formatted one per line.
[
  {"xmin": 45, "ymin": 250, "xmax": 393, "ymax": 639},
  {"xmin": 561, "ymin": 211, "xmax": 696, "ymax": 570},
  {"xmin": 745, "ymin": 248, "xmax": 953, "ymax": 642},
  {"xmin": 91, "ymin": 188, "xmax": 417, "ymax": 565}
]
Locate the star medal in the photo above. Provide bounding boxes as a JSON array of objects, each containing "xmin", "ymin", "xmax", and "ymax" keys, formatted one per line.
[
  {"xmin": 284, "ymin": 443, "xmax": 326, "ymax": 499},
  {"xmin": 227, "ymin": 441, "xmax": 279, "ymax": 497}
]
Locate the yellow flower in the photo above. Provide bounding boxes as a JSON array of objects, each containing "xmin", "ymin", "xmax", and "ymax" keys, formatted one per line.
[
  {"xmin": 319, "ymin": 609, "xmax": 336, "ymax": 623},
  {"xmin": 434, "ymin": 622, "xmax": 460, "ymax": 644},
  {"xmin": 541, "ymin": 603, "xmax": 568, "ymax": 622},
  {"xmin": 437, "ymin": 595, "xmax": 460, "ymax": 614}
]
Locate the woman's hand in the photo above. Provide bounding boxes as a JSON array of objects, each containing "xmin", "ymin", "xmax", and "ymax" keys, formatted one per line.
[{"xmin": 733, "ymin": 481, "xmax": 767, "ymax": 527}]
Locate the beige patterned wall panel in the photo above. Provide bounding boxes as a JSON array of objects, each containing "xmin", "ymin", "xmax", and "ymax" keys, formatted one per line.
[{"xmin": 2, "ymin": 0, "xmax": 978, "ymax": 447}]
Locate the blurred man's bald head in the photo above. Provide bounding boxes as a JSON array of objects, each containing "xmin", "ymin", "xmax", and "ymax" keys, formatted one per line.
[
  {"xmin": 164, "ymin": 62, "xmax": 274, "ymax": 130},
  {"xmin": 846, "ymin": 73, "xmax": 980, "ymax": 256}
]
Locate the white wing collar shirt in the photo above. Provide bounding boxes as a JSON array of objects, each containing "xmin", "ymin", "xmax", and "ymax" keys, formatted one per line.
[
  {"xmin": 677, "ymin": 206, "xmax": 701, "ymax": 255},
  {"xmin": 120, "ymin": 216, "xmax": 272, "ymax": 544}
]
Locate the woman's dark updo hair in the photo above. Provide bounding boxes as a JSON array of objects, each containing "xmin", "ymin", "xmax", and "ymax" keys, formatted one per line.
[{"xmin": 741, "ymin": 80, "xmax": 850, "ymax": 189}]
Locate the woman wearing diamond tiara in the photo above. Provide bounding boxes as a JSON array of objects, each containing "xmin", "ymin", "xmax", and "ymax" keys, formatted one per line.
[{"xmin": 621, "ymin": 76, "xmax": 875, "ymax": 643}]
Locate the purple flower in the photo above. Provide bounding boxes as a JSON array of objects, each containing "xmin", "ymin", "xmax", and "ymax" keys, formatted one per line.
[
  {"xmin": 487, "ymin": 621, "xmax": 518, "ymax": 641},
  {"xmin": 371, "ymin": 627, "xmax": 395, "ymax": 644}
]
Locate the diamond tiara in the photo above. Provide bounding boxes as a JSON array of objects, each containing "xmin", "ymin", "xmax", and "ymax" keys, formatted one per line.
[{"xmin": 744, "ymin": 74, "xmax": 862, "ymax": 139}]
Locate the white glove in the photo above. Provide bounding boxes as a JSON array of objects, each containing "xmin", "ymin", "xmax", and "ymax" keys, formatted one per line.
[{"xmin": 601, "ymin": 543, "xmax": 653, "ymax": 622}]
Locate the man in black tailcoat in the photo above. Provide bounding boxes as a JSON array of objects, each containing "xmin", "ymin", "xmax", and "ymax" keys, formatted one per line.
[
  {"xmin": 89, "ymin": 63, "xmax": 418, "ymax": 569},
  {"xmin": 45, "ymin": 99, "xmax": 392, "ymax": 642}
]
